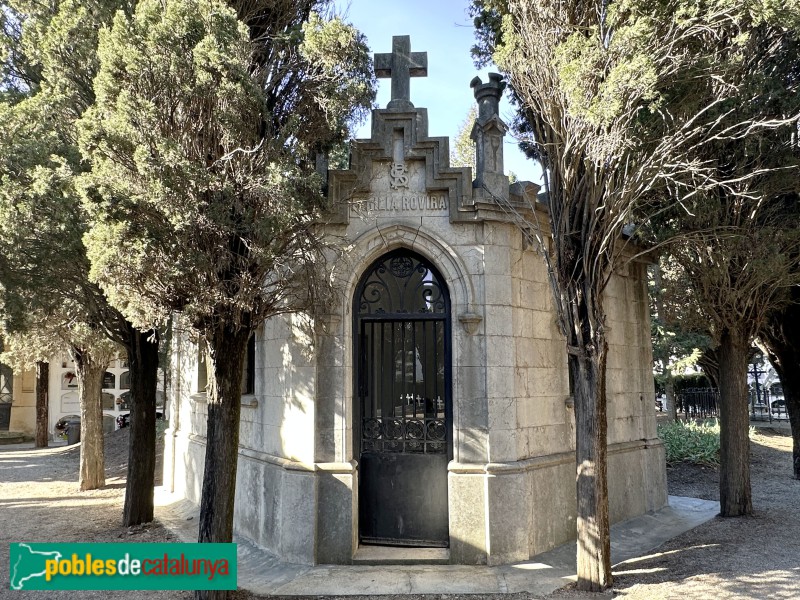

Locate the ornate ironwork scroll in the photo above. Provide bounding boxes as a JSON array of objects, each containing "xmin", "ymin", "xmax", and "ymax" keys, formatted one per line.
[
  {"xmin": 362, "ymin": 415, "xmax": 447, "ymax": 454},
  {"xmin": 356, "ymin": 252, "xmax": 446, "ymax": 316}
]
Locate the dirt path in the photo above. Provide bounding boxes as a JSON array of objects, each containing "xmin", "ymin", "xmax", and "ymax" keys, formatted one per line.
[
  {"xmin": 0, "ymin": 430, "xmax": 188, "ymax": 599},
  {"xmin": 551, "ymin": 427, "xmax": 800, "ymax": 600},
  {"xmin": 1, "ymin": 427, "xmax": 798, "ymax": 599},
  {"xmin": 606, "ymin": 428, "xmax": 800, "ymax": 600}
]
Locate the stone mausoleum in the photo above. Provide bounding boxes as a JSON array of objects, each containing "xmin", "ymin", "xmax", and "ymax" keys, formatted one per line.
[{"xmin": 164, "ymin": 36, "xmax": 667, "ymax": 565}]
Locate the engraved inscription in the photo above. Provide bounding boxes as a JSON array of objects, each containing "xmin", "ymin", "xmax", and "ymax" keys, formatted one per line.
[{"xmin": 352, "ymin": 193, "xmax": 449, "ymax": 216}]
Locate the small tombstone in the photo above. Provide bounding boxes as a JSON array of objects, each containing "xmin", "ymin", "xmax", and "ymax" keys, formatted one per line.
[
  {"xmin": 102, "ymin": 393, "xmax": 115, "ymax": 411},
  {"xmin": 102, "ymin": 371, "xmax": 116, "ymax": 389}
]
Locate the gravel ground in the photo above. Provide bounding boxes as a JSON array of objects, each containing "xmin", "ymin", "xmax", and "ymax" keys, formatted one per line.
[
  {"xmin": 1, "ymin": 426, "xmax": 797, "ymax": 600},
  {"xmin": 0, "ymin": 428, "xmax": 192, "ymax": 600},
  {"xmin": 604, "ymin": 427, "xmax": 800, "ymax": 600}
]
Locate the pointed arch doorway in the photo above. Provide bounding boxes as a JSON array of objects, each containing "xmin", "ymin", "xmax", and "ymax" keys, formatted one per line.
[{"xmin": 354, "ymin": 249, "xmax": 452, "ymax": 547}]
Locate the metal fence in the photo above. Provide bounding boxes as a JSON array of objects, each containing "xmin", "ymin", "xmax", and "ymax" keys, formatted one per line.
[
  {"xmin": 675, "ymin": 387, "xmax": 719, "ymax": 418},
  {"xmin": 674, "ymin": 386, "xmax": 788, "ymax": 421}
]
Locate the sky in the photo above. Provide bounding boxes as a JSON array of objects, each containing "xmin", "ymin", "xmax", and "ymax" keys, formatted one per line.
[{"xmin": 333, "ymin": 0, "xmax": 542, "ymax": 184}]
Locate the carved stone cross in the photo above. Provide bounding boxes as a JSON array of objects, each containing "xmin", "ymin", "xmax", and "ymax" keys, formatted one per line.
[{"xmin": 375, "ymin": 35, "xmax": 427, "ymax": 110}]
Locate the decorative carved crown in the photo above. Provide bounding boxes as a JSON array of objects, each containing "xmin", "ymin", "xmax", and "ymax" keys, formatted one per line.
[{"xmin": 470, "ymin": 73, "xmax": 506, "ymax": 123}]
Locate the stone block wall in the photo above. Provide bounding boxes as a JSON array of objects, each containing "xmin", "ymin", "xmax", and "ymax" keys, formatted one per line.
[
  {"xmin": 506, "ymin": 224, "xmax": 574, "ymax": 463},
  {"xmin": 604, "ymin": 261, "xmax": 657, "ymax": 445},
  {"xmin": 8, "ymin": 369, "xmax": 35, "ymax": 435},
  {"xmin": 164, "ymin": 313, "xmax": 320, "ymax": 563},
  {"xmin": 247, "ymin": 313, "xmax": 317, "ymax": 463},
  {"xmin": 447, "ymin": 233, "xmax": 666, "ymax": 566}
]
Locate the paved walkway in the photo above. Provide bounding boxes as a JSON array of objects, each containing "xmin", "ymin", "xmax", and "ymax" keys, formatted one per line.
[{"xmin": 154, "ymin": 492, "xmax": 718, "ymax": 596}]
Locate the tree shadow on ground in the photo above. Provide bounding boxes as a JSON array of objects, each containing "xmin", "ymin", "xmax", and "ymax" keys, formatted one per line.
[{"xmin": 604, "ymin": 429, "xmax": 799, "ymax": 599}]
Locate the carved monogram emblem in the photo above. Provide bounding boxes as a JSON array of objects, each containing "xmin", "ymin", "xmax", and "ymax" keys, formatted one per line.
[
  {"xmin": 388, "ymin": 256, "xmax": 414, "ymax": 277},
  {"xmin": 390, "ymin": 162, "xmax": 409, "ymax": 189}
]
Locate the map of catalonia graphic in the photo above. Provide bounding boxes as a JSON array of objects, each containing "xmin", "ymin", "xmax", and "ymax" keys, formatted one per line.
[{"xmin": 10, "ymin": 544, "xmax": 63, "ymax": 590}]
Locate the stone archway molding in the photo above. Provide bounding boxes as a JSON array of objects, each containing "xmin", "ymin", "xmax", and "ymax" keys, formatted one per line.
[{"xmin": 338, "ymin": 224, "xmax": 481, "ymax": 334}]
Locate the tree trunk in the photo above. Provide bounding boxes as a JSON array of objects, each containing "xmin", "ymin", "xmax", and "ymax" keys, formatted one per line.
[
  {"xmin": 717, "ymin": 327, "xmax": 753, "ymax": 516},
  {"xmin": 35, "ymin": 361, "xmax": 49, "ymax": 448},
  {"xmin": 665, "ymin": 372, "xmax": 676, "ymax": 421},
  {"xmin": 123, "ymin": 326, "xmax": 160, "ymax": 526},
  {"xmin": 573, "ymin": 335, "xmax": 612, "ymax": 590},
  {"xmin": 195, "ymin": 325, "xmax": 250, "ymax": 600},
  {"xmin": 74, "ymin": 348, "xmax": 107, "ymax": 491},
  {"xmin": 651, "ymin": 264, "xmax": 677, "ymax": 421},
  {"xmin": 761, "ymin": 300, "xmax": 800, "ymax": 479},
  {"xmin": 767, "ymin": 348, "xmax": 800, "ymax": 479}
]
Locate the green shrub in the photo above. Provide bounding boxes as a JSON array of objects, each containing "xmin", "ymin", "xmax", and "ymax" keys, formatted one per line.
[
  {"xmin": 658, "ymin": 419, "xmax": 721, "ymax": 467},
  {"xmin": 658, "ymin": 419, "xmax": 761, "ymax": 467}
]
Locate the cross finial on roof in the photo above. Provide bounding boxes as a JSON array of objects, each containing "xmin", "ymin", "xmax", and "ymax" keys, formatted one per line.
[{"xmin": 374, "ymin": 35, "xmax": 427, "ymax": 110}]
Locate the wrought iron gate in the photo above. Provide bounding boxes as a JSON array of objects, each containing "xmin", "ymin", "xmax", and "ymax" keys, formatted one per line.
[{"xmin": 354, "ymin": 250, "xmax": 452, "ymax": 547}]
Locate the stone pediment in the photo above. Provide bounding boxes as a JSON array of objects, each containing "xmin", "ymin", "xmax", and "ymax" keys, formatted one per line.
[
  {"xmin": 323, "ymin": 108, "xmax": 541, "ymax": 227},
  {"xmin": 322, "ymin": 36, "xmax": 541, "ymax": 227},
  {"xmin": 324, "ymin": 106, "xmax": 475, "ymax": 224}
]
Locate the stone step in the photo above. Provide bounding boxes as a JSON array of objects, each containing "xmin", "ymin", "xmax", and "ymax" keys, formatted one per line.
[
  {"xmin": 0, "ymin": 432, "xmax": 27, "ymax": 445},
  {"xmin": 352, "ymin": 545, "xmax": 450, "ymax": 565}
]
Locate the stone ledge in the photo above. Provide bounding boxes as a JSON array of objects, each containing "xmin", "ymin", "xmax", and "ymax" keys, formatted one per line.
[
  {"xmin": 0, "ymin": 432, "xmax": 28, "ymax": 445},
  {"xmin": 189, "ymin": 393, "xmax": 258, "ymax": 408},
  {"xmin": 315, "ymin": 461, "xmax": 358, "ymax": 474},
  {"xmin": 183, "ymin": 431, "xmax": 354, "ymax": 474},
  {"xmin": 458, "ymin": 312, "xmax": 482, "ymax": 334},
  {"xmin": 352, "ymin": 546, "xmax": 450, "ymax": 565},
  {"xmin": 448, "ymin": 437, "xmax": 663, "ymax": 475},
  {"xmin": 180, "ymin": 429, "xmax": 663, "ymax": 477}
]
